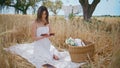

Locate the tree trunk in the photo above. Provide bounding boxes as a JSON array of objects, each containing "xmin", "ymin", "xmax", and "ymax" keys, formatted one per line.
[
  {"xmin": 23, "ymin": 10, "xmax": 27, "ymax": 14},
  {"xmin": 79, "ymin": 0, "xmax": 100, "ymax": 21}
]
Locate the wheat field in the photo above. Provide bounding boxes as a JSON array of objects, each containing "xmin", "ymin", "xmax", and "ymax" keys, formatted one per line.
[{"xmin": 0, "ymin": 14, "xmax": 120, "ymax": 68}]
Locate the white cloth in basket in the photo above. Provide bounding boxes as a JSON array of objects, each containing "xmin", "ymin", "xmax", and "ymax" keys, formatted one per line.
[{"xmin": 75, "ymin": 39, "xmax": 86, "ymax": 46}]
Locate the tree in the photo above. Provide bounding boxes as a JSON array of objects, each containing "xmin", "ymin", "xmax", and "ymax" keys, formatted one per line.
[
  {"xmin": 0, "ymin": 0, "xmax": 9, "ymax": 12},
  {"xmin": 10, "ymin": 0, "xmax": 42, "ymax": 14},
  {"xmin": 42, "ymin": 0, "xmax": 62, "ymax": 15},
  {"xmin": 79, "ymin": 0, "xmax": 100, "ymax": 21},
  {"xmin": 0, "ymin": 0, "xmax": 41, "ymax": 14},
  {"xmin": 0, "ymin": 0, "xmax": 6, "ymax": 6}
]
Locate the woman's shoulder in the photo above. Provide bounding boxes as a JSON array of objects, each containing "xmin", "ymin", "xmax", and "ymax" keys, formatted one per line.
[
  {"xmin": 32, "ymin": 21, "xmax": 37, "ymax": 24},
  {"xmin": 46, "ymin": 24, "xmax": 49, "ymax": 26},
  {"xmin": 31, "ymin": 21, "xmax": 38, "ymax": 28},
  {"xmin": 46, "ymin": 24, "xmax": 51, "ymax": 27}
]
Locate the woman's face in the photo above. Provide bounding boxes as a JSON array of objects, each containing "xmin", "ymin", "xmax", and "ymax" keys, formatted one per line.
[{"xmin": 42, "ymin": 11, "xmax": 47, "ymax": 19}]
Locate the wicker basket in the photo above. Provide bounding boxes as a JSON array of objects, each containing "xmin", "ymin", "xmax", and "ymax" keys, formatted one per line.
[{"xmin": 68, "ymin": 40, "xmax": 95, "ymax": 63}]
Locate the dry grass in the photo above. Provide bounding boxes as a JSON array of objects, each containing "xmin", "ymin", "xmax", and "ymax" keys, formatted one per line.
[{"xmin": 0, "ymin": 14, "xmax": 120, "ymax": 68}]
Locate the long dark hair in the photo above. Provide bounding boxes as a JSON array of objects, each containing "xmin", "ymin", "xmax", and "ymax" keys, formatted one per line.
[{"xmin": 36, "ymin": 6, "xmax": 49, "ymax": 25}]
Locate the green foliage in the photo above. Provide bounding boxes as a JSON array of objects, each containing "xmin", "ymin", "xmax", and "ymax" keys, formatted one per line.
[
  {"xmin": 42, "ymin": 0, "xmax": 62, "ymax": 15},
  {"xmin": 69, "ymin": 13, "xmax": 75, "ymax": 20},
  {"xmin": 0, "ymin": 0, "xmax": 41, "ymax": 14},
  {"xmin": 0, "ymin": 0, "xmax": 10, "ymax": 6}
]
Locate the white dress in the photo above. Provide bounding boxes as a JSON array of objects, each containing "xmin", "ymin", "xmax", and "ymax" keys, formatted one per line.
[{"xmin": 5, "ymin": 26, "xmax": 84, "ymax": 68}]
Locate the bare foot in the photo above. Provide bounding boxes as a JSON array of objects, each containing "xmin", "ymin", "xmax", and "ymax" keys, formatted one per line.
[{"xmin": 53, "ymin": 55, "xmax": 59, "ymax": 60}]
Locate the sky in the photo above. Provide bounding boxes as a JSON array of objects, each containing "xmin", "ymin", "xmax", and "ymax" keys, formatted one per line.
[
  {"xmin": 59, "ymin": 0, "xmax": 120, "ymax": 16},
  {"xmin": 1, "ymin": 0, "xmax": 120, "ymax": 16}
]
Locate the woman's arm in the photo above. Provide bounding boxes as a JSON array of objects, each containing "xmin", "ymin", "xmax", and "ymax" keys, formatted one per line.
[
  {"xmin": 48, "ymin": 24, "xmax": 52, "ymax": 33},
  {"xmin": 48, "ymin": 24, "xmax": 55, "ymax": 36},
  {"xmin": 31, "ymin": 22, "xmax": 45, "ymax": 41}
]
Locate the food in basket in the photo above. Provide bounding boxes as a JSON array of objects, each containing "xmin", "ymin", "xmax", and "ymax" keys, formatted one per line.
[{"xmin": 65, "ymin": 37, "xmax": 86, "ymax": 46}]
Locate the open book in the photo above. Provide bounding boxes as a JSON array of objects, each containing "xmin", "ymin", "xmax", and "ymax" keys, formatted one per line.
[{"xmin": 41, "ymin": 33, "xmax": 55, "ymax": 36}]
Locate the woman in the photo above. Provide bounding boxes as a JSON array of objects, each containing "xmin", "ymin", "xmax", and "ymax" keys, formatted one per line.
[
  {"xmin": 30, "ymin": 6, "xmax": 59, "ymax": 67},
  {"xmin": 5, "ymin": 6, "xmax": 83, "ymax": 68},
  {"xmin": 31, "ymin": 6, "xmax": 59, "ymax": 60}
]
